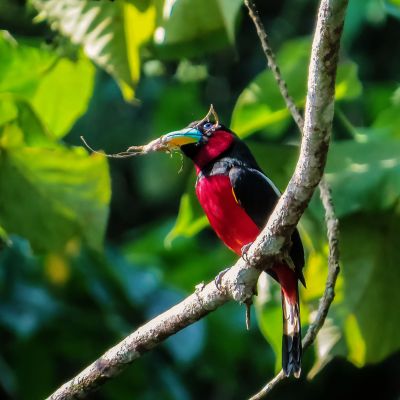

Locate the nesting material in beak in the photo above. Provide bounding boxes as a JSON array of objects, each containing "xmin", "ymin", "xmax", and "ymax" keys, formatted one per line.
[{"xmin": 80, "ymin": 104, "xmax": 219, "ymax": 159}]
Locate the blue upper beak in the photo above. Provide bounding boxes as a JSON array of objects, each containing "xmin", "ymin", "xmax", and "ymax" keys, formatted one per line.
[{"xmin": 161, "ymin": 127, "xmax": 202, "ymax": 148}]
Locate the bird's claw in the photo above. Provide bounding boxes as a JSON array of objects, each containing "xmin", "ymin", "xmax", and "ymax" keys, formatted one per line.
[
  {"xmin": 214, "ymin": 267, "xmax": 230, "ymax": 290},
  {"xmin": 241, "ymin": 242, "xmax": 253, "ymax": 263}
]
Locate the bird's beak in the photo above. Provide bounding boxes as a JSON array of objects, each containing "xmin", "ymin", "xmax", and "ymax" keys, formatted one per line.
[{"xmin": 160, "ymin": 127, "xmax": 202, "ymax": 149}]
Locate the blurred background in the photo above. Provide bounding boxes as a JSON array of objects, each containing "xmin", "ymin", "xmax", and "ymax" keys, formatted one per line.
[{"xmin": 0, "ymin": 0, "xmax": 400, "ymax": 399}]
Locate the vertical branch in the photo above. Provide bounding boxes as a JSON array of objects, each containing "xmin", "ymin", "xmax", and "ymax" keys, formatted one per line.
[{"xmin": 245, "ymin": 0, "xmax": 348, "ymax": 398}]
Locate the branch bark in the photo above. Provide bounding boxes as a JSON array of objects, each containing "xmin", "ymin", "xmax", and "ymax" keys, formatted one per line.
[
  {"xmin": 46, "ymin": 0, "xmax": 347, "ymax": 399},
  {"xmin": 248, "ymin": 181, "xmax": 341, "ymax": 400},
  {"xmin": 244, "ymin": 0, "xmax": 347, "ymax": 398},
  {"xmin": 246, "ymin": 0, "xmax": 347, "ymax": 267}
]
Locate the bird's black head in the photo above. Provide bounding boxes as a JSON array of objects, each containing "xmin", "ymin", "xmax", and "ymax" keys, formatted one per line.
[{"xmin": 160, "ymin": 106, "xmax": 236, "ymax": 168}]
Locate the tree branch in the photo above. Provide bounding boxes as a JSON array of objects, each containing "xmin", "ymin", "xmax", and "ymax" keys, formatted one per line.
[
  {"xmin": 244, "ymin": 0, "xmax": 347, "ymax": 398},
  {"xmin": 246, "ymin": 0, "xmax": 347, "ymax": 267},
  {"xmin": 248, "ymin": 180, "xmax": 341, "ymax": 400},
  {"xmin": 45, "ymin": 276, "xmax": 237, "ymax": 400},
  {"xmin": 46, "ymin": 0, "xmax": 347, "ymax": 398}
]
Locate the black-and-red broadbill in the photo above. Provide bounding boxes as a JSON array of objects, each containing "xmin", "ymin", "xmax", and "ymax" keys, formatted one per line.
[{"xmin": 156, "ymin": 110, "xmax": 305, "ymax": 377}]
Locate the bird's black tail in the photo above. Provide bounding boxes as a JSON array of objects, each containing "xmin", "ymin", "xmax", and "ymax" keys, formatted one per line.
[{"xmin": 281, "ymin": 285, "xmax": 302, "ymax": 378}]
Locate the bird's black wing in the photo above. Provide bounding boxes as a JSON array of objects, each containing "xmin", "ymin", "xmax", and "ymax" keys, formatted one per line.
[
  {"xmin": 229, "ymin": 166, "xmax": 305, "ymax": 281},
  {"xmin": 229, "ymin": 166, "xmax": 280, "ymax": 229}
]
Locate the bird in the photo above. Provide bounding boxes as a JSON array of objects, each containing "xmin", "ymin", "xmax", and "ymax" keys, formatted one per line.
[{"xmin": 153, "ymin": 107, "xmax": 305, "ymax": 377}]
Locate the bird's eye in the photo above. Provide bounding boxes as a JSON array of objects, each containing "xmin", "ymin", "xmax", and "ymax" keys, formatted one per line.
[{"xmin": 203, "ymin": 122, "xmax": 213, "ymax": 130}]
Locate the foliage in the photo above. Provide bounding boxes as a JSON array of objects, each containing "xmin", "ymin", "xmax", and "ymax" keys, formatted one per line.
[{"xmin": 0, "ymin": 1, "xmax": 400, "ymax": 399}]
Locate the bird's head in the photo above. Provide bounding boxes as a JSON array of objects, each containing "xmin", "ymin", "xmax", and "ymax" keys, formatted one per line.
[{"xmin": 160, "ymin": 105, "xmax": 235, "ymax": 168}]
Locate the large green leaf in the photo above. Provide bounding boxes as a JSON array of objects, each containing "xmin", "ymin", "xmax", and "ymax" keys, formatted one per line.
[
  {"xmin": 153, "ymin": 0, "xmax": 242, "ymax": 58},
  {"xmin": 384, "ymin": 0, "xmax": 400, "ymax": 18},
  {"xmin": 0, "ymin": 95, "xmax": 54, "ymax": 146},
  {"xmin": 0, "ymin": 113, "xmax": 110, "ymax": 252},
  {"xmin": 255, "ymin": 273, "xmax": 288, "ymax": 373},
  {"xmin": 29, "ymin": 55, "xmax": 95, "ymax": 138},
  {"xmin": 0, "ymin": 33, "xmax": 95, "ymax": 138},
  {"xmin": 300, "ymin": 139, "xmax": 400, "ymax": 373},
  {"xmin": 231, "ymin": 38, "xmax": 362, "ymax": 138},
  {"xmin": 0, "ymin": 31, "xmax": 54, "ymax": 96},
  {"xmin": 371, "ymin": 104, "xmax": 400, "ymax": 139},
  {"xmin": 324, "ymin": 139, "xmax": 400, "ymax": 217},
  {"xmin": 32, "ymin": 0, "xmax": 156, "ymax": 101},
  {"xmin": 340, "ymin": 213, "xmax": 400, "ymax": 365},
  {"xmin": 165, "ymin": 190, "xmax": 208, "ymax": 247},
  {"xmin": 305, "ymin": 212, "xmax": 400, "ymax": 374}
]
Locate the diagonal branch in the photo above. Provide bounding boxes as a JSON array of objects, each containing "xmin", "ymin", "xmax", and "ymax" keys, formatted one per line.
[
  {"xmin": 46, "ymin": 0, "xmax": 347, "ymax": 399},
  {"xmin": 45, "ymin": 273, "xmax": 243, "ymax": 400}
]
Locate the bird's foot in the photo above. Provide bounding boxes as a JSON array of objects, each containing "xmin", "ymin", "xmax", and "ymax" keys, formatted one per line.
[
  {"xmin": 214, "ymin": 267, "xmax": 230, "ymax": 290},
  {"xmin": 241, "ymin": 242, "xmax": 253, "ymax": 263},
  {"xmin": 195, "ymin": 282, "xmax": 205, "ymax": 293}
]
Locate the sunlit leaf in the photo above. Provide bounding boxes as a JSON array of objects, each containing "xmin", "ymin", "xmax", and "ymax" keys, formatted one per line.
[
  {"xmin": 325, "ymin": 139, "xmax": 400, "ymax": 217},
  {"xmin": 165, "ymin": 193, "xmax": 208, "ymax": 247},
  {"xmin": 371, "ymin": 104, "xmax": 400, "ymax": 138},
  {"xmin": 0, "ymin": 30, "xmax": 55, "ymax": 97},
  {"xmin": 30, "ymin": 55, "xmax": 95, "ymax": 138},
  {"xmin": 384, "ymin": 0, "xmax": 400, "ymax": 18},
  {"xmin": 0, "ymin": 34, "xmax": 95, "ymax": 138},
  {"xmin": 32, "ymin": 0, "xmax": 156, "ymax": 101},
  {"xmin": 0, "ymin": 95, "xmax": 55, "ymax": 146},
  {"xmin": 231, "ymin": 38, "xmax": 362, "ymax": 138},
  {"xmin": 0, "ymin": 121, "xmax": 110, "ymax": 252},
  {"xmin": 340, "ymin": 213, "xmax": 400, "ymax": 364},
  {"xmin": 154, "ymin": 0, "xmax": 242, "ymax": 58},
  {"xmin": 255, "ymin": 273, "xmax": 284, "ymax": 373}
]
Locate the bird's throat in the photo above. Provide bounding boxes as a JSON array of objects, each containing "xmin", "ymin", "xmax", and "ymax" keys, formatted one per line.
[{"xmin": 192, "ymin": 130, "xmax": 235, "ymax": 170}]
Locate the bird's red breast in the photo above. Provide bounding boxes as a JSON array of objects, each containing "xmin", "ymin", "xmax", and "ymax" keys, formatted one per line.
[{"xmin": 196, "ymin": 174, "xmax": 260, "ymax": 255}]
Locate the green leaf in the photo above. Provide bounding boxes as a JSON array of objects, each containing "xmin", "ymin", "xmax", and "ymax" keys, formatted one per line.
[
  {"xmin": 32, "ymin": 0, "xmax": 156, "ymax": 101},
  {"xmin": 231, "ymin": 38, "xmax": 362, "ymax": 138},
  {"xmin": 0, "ymin": 122, "xmax": 110, "ymax": 252},
  {"xmin": 384, "ymin": 0, "xmax": 400, "ymax": 18},
  {"xmin": 0, "ymin": 96, "xmax": 55, "ymax": 146},
  {"xmin": 371, "ymin": 104, "xmax": 400, "ymax": 139},
  {"xmin": 165, "ymin": 193, "xmax": 208, "ymax": 247},
  {"xmin": 30, "ymin": 55, "xmax": 95, "ymax": 138},
  {"xmin": 255, "ymin": 273, "xmax": 285, "ymax": 373},
  {"xmin": 0, "ymin": 34, "xmax": 95, "ymax": 138},
  {"xmin": 300, "ymin": 139, "xmax": 400, "ymax": 372},
  {"xmin": 335, "ymin": 62, "xmax": 362, "ymax": 101},
  {"xmin": 317, "ymin": 212, "xmax": 400, "ymax": 367},
  {"xmin": 363, "ymin": 83, "xmax": 397, "ymax": 123},
  {"xmin": 325, "ymin": 139, "xmax": 400, "ymax": 217},
  {"xmin": 154, "ymin": 0, "xmax": 242, "ymax": 58},
  {"xmin": 340, "ymin": 213, "xmax": 400, "ymax": 365},
  {"xmin": 0, "ymin": 31, "xmax": 55, "ymax": 97}
]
